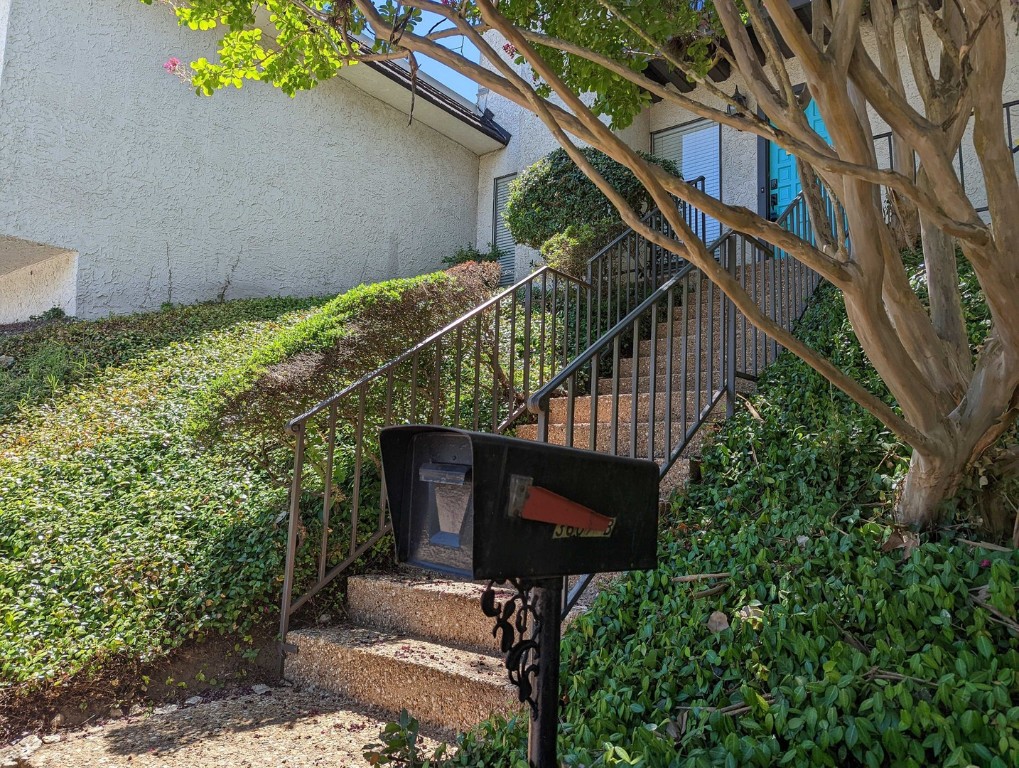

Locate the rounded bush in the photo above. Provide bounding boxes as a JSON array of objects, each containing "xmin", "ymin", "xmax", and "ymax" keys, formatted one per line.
[{"xmin": 503, "ymin": 147, "xmax": 680, "ymax": 250}]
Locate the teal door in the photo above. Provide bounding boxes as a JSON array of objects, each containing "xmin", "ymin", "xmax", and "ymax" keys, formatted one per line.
[{"xmin": 767, "ymin": 99, "xmax": 830, "ymax": 220}]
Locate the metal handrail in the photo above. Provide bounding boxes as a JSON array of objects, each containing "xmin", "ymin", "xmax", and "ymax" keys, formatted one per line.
[
  {"xmin": 279, "ymin": 263, "xmax": 597, "ymax": 646},
  {"xmin": 528, "ymin": 197, "xmax": 802, "ymax": 420},
  {"xmin": 582, "ymin": 176, "xmax": 706, "ymax": 272},
  {"xmin": 527, "ymin": 192, "xmax": 825, "ymax": 619},
  {"xmin": 286, "ymin": 265, "xmax": 591, "ymax": 432},
  {"xmin": 279, "ymin": 186, "xmax": 825, "ymax": 643},
  {"xmin": 527, "ymin": 264, "xmax": 696, "ymax": 417}
]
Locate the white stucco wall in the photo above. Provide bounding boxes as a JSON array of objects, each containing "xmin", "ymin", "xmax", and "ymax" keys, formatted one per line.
[
  {"xmin": 475, "ymin": 34, "xmax": 653, "ymax": 280},
  {"xmin": 0, "ymin": 0, "xmax": 482, "ymax": 321}
]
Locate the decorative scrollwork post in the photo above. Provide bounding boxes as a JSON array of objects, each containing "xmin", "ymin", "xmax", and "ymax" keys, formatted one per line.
[{"xmin": 481, "ymin": 578, "xmax": 563, "ymax": 768}]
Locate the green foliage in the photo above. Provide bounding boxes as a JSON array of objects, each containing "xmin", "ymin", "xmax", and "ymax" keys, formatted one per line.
[
  {"xmin": 193, "ymin": 263, "xmax": 499, "ymax": 482},
  {"xmin": 0, "ymin": 298, "xmax": 326, "ymax": 692},
  {"xmin": 0, "ymin": 298, "xmax": 318, "ymax": 423},
  {"xmin": 141, "ymin": 1, "xmax": 718, "ymax": 128},
  {"xmin": 504, "ymin": 148, "xmax": 679, "ymax": 250},
  {"xmin": 541, "ymin": 220, "xmax": 624, "ymax": 278},
  {"xmin": 446, "ymin": 271, "xmax": 1018, "ymax": 766},
  {"xmin": 441, "ymin": 243, "xmax": 505, "ymax": 269},
  {"xmin": 364, "ymin": 709, "xmax": 449, "ymax": 766}
]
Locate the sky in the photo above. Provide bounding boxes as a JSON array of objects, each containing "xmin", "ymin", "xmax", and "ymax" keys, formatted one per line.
[{"xmin": 405, "ymin": 10, "xmax": 481, "ymax": 101}]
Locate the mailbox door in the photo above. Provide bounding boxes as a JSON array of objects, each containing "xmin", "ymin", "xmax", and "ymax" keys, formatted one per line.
[{"xmin": 470, "ymin": 433, "xmax": 659, "ymax": 580}]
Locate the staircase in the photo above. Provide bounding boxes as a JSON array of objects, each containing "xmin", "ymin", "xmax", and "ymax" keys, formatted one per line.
[
  {"xmin": 515, "ymin": 282, "xmax": 728, "ymax": 500},
  {"xmin": 277, "ymin": 195, "xmax": 822, "ymax": 736},
  {"xmin": 286, "ymin": 572, "xmax": 517, "ymax": 732}
]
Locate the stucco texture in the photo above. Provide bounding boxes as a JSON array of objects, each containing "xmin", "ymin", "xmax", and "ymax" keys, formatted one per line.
[
  {"xmin": 0, "ymin": 248, "xmax": 77, "ymax": 324},
  {"xmin": 0, "ymin": 0, "xmax": 480, "ymax": 320}
]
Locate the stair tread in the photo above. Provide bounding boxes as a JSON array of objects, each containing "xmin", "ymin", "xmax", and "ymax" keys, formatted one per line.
[
  {"xmin": 348, "ymin": 572, "xmax": 512, "ymax": 600},
  {"xmin": 286, "ymin": 624, "xmax": 517, "ymax": 731},
  {"xmin": 289, "ymin": 625, "xmax": 510, "ymax": 687},
  {"xmin": 346, "ymin": 573, "xmax": 514, "ymax": 654}
]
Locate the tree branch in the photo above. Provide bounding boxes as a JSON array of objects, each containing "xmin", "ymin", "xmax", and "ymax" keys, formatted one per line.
[{"xmin": 469, "ymin": 0, "xmax": 932, "ymax": 452}]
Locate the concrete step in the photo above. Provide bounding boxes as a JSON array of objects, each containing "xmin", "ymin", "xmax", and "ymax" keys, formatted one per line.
[
  {"xmin": 285, "ymin": 626, "xmax": 517, "ymax": 732},
  {"xmin": 514, "ymin": 416, "xmax": 721, "ymax": 457},
  {"xmin": 619, "ymin": 352, "xmax": 723, "ymax": 378},
  {"xmin": 653, "ymin": 318, "xmax": 722, "ymax": 340},
  {"xmin": 637, "ymin": 330, "xmax": 723, "ymax": 358},
  {"xmin": 347, "ymin": 573, "xmax": 510, "ymax": 654},
  {"xmin": 595, "ymin": 372, "xmax": 712, "ymax": 395},
  {"xmin": 546, "ymin": 390, "xmax": 721, "ymax": 424}
]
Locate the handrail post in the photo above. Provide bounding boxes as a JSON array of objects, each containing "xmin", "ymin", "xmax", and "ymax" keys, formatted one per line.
[
  {"xmin": 725, "ymin": 236, "xmax": 738, "ymax": 419},
  {"xmin": 279, "ymin": 423, "xmax": 306, "ymax": 671}
]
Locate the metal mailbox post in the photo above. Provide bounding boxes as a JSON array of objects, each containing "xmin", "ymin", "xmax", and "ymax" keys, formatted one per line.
[{"xmin": 380, "ymin": 426, "xmax": 660, "ymax": 768}]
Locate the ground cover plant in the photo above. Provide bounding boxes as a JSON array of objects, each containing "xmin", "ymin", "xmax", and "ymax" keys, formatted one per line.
[
  {"xmin": 0, "ymin": 298, "xmax": 321, "ymax": 709},
  {"xmin": 0, "ymin": 265, "xmax": 497, "ymax": 724},
  {"xmin": 0, "ymin": 301, "xmax": 320, "ymax": 423},
  {"xmin": 437, "ymin": 254, "xmax": 1019, "ymax": 767}
]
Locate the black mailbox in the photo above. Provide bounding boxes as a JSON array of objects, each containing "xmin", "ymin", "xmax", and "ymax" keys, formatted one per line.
[{"xmin": 380, "ymin": 425, "xmax": 659, "ymax": 581}]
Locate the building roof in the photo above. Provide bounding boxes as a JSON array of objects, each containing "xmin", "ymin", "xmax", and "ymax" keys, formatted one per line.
[
  {"xmin": 645, "ymin": 0, "xmax": 815, "ymax": 95},
  {"xmin": 338, "ymin": 56, "xmax": 510, "ymax": 155}
]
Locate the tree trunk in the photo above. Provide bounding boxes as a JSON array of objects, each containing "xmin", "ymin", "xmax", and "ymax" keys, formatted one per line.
[
  {"xmin": 918, "ymin": 213, "xmax": 971, "ymax": 380},
  {"xmin": 897, "ymin": 449, "xmax": 966, "ymax": 527}
]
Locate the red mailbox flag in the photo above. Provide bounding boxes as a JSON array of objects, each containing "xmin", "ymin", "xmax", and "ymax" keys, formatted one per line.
[{"xmin": 519, "ymin": 485, "xmax": 614, "ymax": 533}]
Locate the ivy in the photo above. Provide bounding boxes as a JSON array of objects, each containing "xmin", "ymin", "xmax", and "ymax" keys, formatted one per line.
[{"xmin": 446, "ymin": 264, "xmax": 1019, "ymax": 766}]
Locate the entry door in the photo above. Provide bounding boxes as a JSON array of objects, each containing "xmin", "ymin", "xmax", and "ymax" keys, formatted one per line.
[{"xmin": 767, "ymin": 99, "xmax": 831, "ymax": 220}]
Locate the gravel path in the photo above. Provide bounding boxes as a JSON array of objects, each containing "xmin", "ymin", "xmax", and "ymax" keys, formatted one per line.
[{"xmin": 3, "ymin": 684, "xmax": 445, "ymax": 768}]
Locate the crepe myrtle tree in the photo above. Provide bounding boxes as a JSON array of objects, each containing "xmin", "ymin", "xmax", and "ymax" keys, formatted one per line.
[{"xmin": 144, "ymin": 0, "xmax": 1019, "ymax": 529}]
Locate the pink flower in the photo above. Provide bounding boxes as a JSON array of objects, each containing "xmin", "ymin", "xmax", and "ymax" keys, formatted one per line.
[
  {"xmin": 163, "ymin": 57, "xmax": 182, "ymax": 73},
  {"xmin": 502, "ymin": 42, "xmax": 517, "ymax": 58},
  {"xmin": 980, "ymin": 559, "xmax": 992, "ymax": 568}
]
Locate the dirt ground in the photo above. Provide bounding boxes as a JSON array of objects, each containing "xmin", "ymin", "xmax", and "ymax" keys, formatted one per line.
[{"xmin": 2, "ymin": 683, "xmax": 446, "ymax": 768}]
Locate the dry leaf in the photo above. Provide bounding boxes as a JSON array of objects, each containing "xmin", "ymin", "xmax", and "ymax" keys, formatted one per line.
[
  {"xmin": 881, "ymin": 529, "xmax": 921, "ymax": 559},
  {"xmin": 707, "ymin": 611, "xmax": 730, "ymax": 633}
]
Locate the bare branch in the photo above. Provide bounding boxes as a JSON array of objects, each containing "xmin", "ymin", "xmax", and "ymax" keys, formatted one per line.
[
  {"xmin": 742, "ymin": 0, "xmax": 797, "ymax": 106},
  {"xmin": 827, "ymin": 0, "xmax": 865, "ymax": 74},
  {"xmin": 713, "ymin": 0, "xmax": 788, "ymax": 118},
  {"xmin": 762, "ymin": 0, "xmax": 827, "ymax": 75},
  {"xmin": 467, "ymin": 0, "xmax": 933, "ymax": 452},
  {"xmin": 594, "ymin": 0, "xmax": 753, "ymax": 115},
  {"xmin": 848, "ymin": 47, "xmax": 980, "ymax": 222},
  {"xmin": 899, "ymin": 0, "xmax": 938, "ymax": 106}
]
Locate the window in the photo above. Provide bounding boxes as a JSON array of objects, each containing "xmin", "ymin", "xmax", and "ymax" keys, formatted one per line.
[
  {"xmin": 651, "ymin": 120, "xmax": 721, "ymax": 243},
  {"xmin": 493, "ymin": 174, "xmax": 517, "ymax": 286}
]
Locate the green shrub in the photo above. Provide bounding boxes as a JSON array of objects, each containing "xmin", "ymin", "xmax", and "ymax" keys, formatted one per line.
[
  {"xmin": 194, "ymin": 261, "xmax": 500, "ymax": 484},
  {"xmin": 504, "ymin": 147, "xmax": 679, "ymax": 250},
  {"xmin": 442, "ymin": 242, "xmax": 504, "ymax": 268},
  {"xmin": 540, "ymin": 220, "xmax": 624, "ymax": 278}
]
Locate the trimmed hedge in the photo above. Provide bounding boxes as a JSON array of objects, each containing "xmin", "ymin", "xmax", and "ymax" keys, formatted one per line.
[
  {"xmin": 447, "ymin": 259, "xmax": 1018, "ymax": 767},
  {"xmin": 191, "ymin": 262, "xmax": 500, "ymax": 481},
  {"xmin": 503, "ymin": 147, "xmax": 680, "ymax": 251}
]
